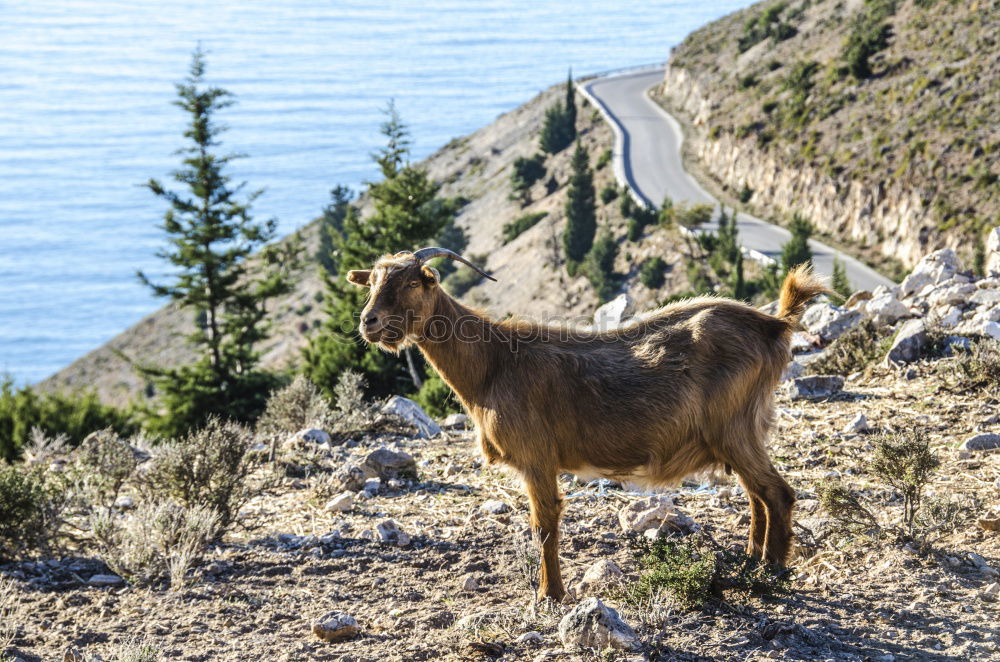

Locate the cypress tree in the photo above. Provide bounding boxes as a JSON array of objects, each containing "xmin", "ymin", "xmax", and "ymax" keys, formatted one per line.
[
  {"xmin": 831, "ymin": 258, "xmax": 852, "ymax": 299},
  {"xmin": 303, "ymin": 102, "xmax": 458, "ymax": 398},
  {"xmin": 781, "ymin": 212, "xmax": 814, "ymax": 273},
  {"xmin": 137, "ymin": 48, "xmax": 298, "ymax": 436},
  {"xmin": 564, "ymin": 69, "xmax": 576, "ymax": 142},
  {"xmin": 562, "ymin": 142, "xmax": 597, "ymax": 271}
]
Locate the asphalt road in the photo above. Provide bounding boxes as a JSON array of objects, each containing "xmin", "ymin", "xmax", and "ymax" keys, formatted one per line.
[{"xmin": 583, "ymin": 68, "xmax": 894, "ymax": 292}]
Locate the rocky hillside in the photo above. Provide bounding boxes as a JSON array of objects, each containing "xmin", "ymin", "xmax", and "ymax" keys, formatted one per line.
[
  {"xmin": 4, "ymin": 244, "xmax": 1000, "ymax": 661},
  {"xmin": 42, "ymin": 84, "xmax": 692, "ymax": 406},
  {"xmin": 656, "ymin": 0, "xmax": 998, "ymax": 274}
]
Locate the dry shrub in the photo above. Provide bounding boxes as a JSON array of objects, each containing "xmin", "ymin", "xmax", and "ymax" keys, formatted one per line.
[
  {"xmin": 820, "ymin": 430, "xmax": 975, "ymax": 548},
  {"xmin": 0, "ymin": 463, "xmax": 67, "ymax": 559},
  {"xmin": 0, "ymin": 578, "xmax": 23, "ymax": 654},
  {"xmin": 139, "ymin": 418, "xmax": 256, "ymax": 535},
  {"xmin": 20, "ymin": 427, "xmax": 69, "ymax": 465},
  {"xmin": 91, "ymin": 501, "xmax": 218, "ymax": 589},
  {"xmin": 256, "ymin": 375, "xmax": 332, "ymax": 437},
  {"xmin": 71, "ymin": 428, "xmax": 139, "ymax": 508},
  {"xmin": 937, "ymin": 338, "xmax": 1000, "ymax": 393},
  {"xmin": 808, "ymin": 319, "xmax": 892, "ymax": 376},
  {"xmin": 106, "ymin": 636, "xmax": 163, "ymax": 662}
]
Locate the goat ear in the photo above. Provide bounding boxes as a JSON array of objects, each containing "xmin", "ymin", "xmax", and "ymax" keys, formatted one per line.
[
  {"xmin": 421, "ymin": 265, "xmax": 440, "ymax": 286},
  {"xmin": 346, "ymin": 270, "xmax": 371, "ymax": 287}
]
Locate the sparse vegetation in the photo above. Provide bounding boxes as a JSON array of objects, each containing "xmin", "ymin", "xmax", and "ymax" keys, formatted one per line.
[
  {"xmin": 583, "ymin": 231, "xmax": 619, "ymax": 302},
  {"xmin": 807, "ymin": 319, "xmax": 892, "ymax": 375},
  {"xmin": 539, "ymin": 72, "xmax": 577, "ymax": 154},
  {"xmin": 639, "ymin": 257, "xmax": 668, "ymax": 289},
  {"xmin": 831, "ymin": 258, "xmax": 852, "ymax": 299},
  {"xmin": 563, "ymin": 142, "xmax": 597, "ymax": 273},
  {"xmin": 502, "ymin": 211, "xmax": 548, "ymax": 244},
  {"xmin": 780, "ymin": 212, "xmax": 813, "ymax": 272},
  {"xmin": 0, "ymin": 463, "xmax": 67, "ymax": 559},
  {"xmin": 509, "ymin": 154, "xmax": 546, "ymax": 204}
]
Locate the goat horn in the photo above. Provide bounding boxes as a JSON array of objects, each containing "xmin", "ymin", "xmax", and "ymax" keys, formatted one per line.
[{"xmin": 411, "ymin": 247, "xmax": 497, "ymax": 282}]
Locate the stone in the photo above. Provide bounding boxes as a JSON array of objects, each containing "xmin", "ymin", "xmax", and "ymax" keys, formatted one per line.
[
  {"xmin": 786, "ymin": 375, "xmax": 844, "ymax": 400},
  {"xmin": 480, "ymin": 499, "xmax": 511, "ymax": 515},
  {"xmin": 440, "ymin": 412, "xmax": 469, "ymax": 429},
  {"xmin": 844, "ymin": 290, "xmax": 872, "ymax": 310},
  {"xmin": 516, "ymin": 631, "xmax": 544, "ymax": 645},
  {"xmin": 312, "ymin": 610, "xmax": 360, "ymax": 642},
  {"xmin": 380, "ymin": 395, "xmax": 441, "ymax": 438},
  {"xmin": 971, "ymin": 289, "xmax": 1000, "ymax": 306},
  {"xmin": 790, "ymin": 331, "xmax": 820, "ymax": 353},
  {"xmin": 362, "ymin": 478, "xmax": 381, "ymax": 495},
  {"xmin": 324, "ymin": 492, "xmax": 353, "ymax": 513},
  {"xmin": 461, "ymin": 574, "xmax": 479, "ymax": 592},
  {"xmin": 866, "ymin": 291, "xmax": 910, "ymax": 327},
  {"xmin": 87, "ymin": 573, "xmax": 125, "ymax": 587},
  {"xmin": 618, "ymin": 495, "xmax": 697, "ymax": 535},
  {"xmin": 935, "ymin": 305, "xmax": 962, "ymax": 328},
  {"xmin": 375, "ymin": 519, "xmax": 410, "ymax": 546},
  {"xmin": 843, "ymin": 413, "xmax": 869, "ymax": 434},
  {"xmin": 961, "ymin": 434, "xmax": 1000, "ymax": 452},
  {"xmin": 363, "ymin": 447, "xmax": 417, "ymax": 481},
  {"xmin": 292, "ymin": 428, "xmax": 332, "ymax": 445},
  {"xmin": 63, "ymin": 649, "xmax": 85, "ymax": 662},
  {"xmin": 900, "ymin": 248, "xmax": 961, "ymax": 296},
  {"xmin": 982, "ymin": 321, "xmax": 1000, "ymax": 340},
  {"xmin": 334, "ymin": 465, "xmax": 367, "ymax": 492},
  {"xmin": 980, "ymin": 582, "xmax": 1000, "ymax": 603},
  {"xmin": 577, "ymin": 559, "xmax": 624, "ymax": 596},
  {"xmin": 801, "ymin": 303, "xmax": 863, "ymax": 342},
  {"xmin": 782, "ymin": 360, "xmax": 805, "ymax": 382},
  {"xmin": 885, "ymin": 319, "xmax": 927, "ymax": 365},
  {"xmin": 558, "ymin": 597, "xmax": 638, "ymax": 651},
  {"xmin": 986, "ymin": 226, "xmax": 1000, "ymax": 276},
  {"xmin": 593, "ymin": 293, "xmax": 635, "ymax": 331},
  {"xmin": 114, "ymin": 495, "xmax": 135, "ymax": 509}
]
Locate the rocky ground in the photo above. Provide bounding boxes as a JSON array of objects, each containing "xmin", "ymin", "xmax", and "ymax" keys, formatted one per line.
[
  {"xmin": 7, "ymin": 245, "xmax": 1000, "ymax": 662},
  {"xmin": 4, "ymin": 365, "xmax": 999, "ymax": 660}
]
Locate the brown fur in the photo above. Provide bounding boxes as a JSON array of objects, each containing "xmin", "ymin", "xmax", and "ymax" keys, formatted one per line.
[{"xmin": 349, "ymin": 256, "xmax": 827, "ymax": 601}]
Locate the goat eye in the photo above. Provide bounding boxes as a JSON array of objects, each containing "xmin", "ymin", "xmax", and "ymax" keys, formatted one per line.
[{"xmin": 408, "ymin": 280, "xmax": 420, "ymax": 288}]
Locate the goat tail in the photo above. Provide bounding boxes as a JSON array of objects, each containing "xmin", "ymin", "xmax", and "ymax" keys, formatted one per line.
[{"xmin": 776, "ymin": 263, "xmax": 829, "ymax": 325}]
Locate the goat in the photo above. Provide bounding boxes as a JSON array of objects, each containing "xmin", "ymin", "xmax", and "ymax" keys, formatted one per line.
[{"xmin": 347, "ymin": 247, "xmax": 827, "ymax": 601}]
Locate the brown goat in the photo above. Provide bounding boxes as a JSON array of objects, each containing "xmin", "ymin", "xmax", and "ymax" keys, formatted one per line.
[{"xmin": 347, "ymin": 248, "xmax": 827, "ymax": 601}]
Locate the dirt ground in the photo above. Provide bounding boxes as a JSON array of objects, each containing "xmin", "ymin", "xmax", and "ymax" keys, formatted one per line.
[{"xmin": 4, "ymin": 363, "xmax": 999, "ymax": 662}]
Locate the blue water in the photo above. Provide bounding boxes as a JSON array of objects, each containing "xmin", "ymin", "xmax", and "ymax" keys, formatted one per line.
[{"xmin": 0, "ymin": 0, "xmax": 751, "ymax": 385}]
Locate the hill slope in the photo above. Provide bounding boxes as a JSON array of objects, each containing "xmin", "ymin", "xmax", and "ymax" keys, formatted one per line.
[
  {"xmin": 656, "ymin": 0, "xmax": 998, "ymax": 273},
  {"xmin": 41, "ymin": 84, "xmax": 691, "ymax": 406}
]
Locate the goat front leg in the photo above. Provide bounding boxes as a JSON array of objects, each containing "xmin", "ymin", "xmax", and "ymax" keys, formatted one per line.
[{"xmin": 523, "ymin": 469, "xmax": 566, "ymax": 602}]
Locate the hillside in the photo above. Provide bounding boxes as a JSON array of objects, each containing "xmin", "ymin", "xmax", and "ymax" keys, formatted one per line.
[
  {"xmin": 41, "ymin": 83, "xmax": 692, "ymax": 406},
  {"xmin": 656, "ymin": 0, "xmax": 998, "ymax": 274}
]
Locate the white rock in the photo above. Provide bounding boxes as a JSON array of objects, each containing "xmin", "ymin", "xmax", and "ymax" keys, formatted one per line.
[
  {"xmin": 618, "ymin": 495, "xmax": 696, "ymax": 535},
  {"xmin": 380, "ymin": 395, "xmax": 441, "ymax": 438},
  {"xmin": 901, "ymin": 248, "xmax": 961, "ymax": 296},
  {"xmin": 843, "ymin": 413, "xmax": 870, "ymax": 434},
  {"xmin": 935, "ymin": 305, "xmax": 962, "ymax": 328},
  {"xmin": 516, "ymin": 631, "xmax": 544, "ymax": 645},
  {"xmin": 324, "ymin": 492, "xmax": 354, "ymax": 513},
  {"xmin": 362, "ymin": 447, "xmax": 417, "ymax": 480},
  {"xmin": 982, "ymin": 321, "xmax": 1000, "ymax": 340},
  {"xmin": 980, "ymin": 582, "xmax": 1000, "ymax": 603},
  {"xmin": 986, "ymin": 226, "xmax": 1000, "ymax": 276},
  {"xmin": 558, "ymin": 597, "xmax": 638, "ymax": 651},
  {"xmin": 480, "ymin": 499, "xmax": 511, "ymax": 515},
  {"xmin": 87, "ymin": 573, "xmax": 125, "ymax": 587},
  {"xmin": 114, "ymin": 495, "xmax": 135, "ymax": 510},
  {"xmin": 461, "ymin": 574, "xmax": 479, "ymax": 592},
  {"xmin": 593, "ymin": 294, "xmax": 635, "ymax": 331},
  {"xmin": 801, "ymin": 303, "xmax": 863, "ymax": 342},
  {"xmin": 971, "ymin": 289, "xmax": 1000, "ymax": 306},
  {"xmin": 961, "ymin": 434, "xmax": 1000, "ymax": 452},
  {"xmin": 312, "ymin": 610, "xmax": 360, "ymax": 642},
  {"xmin": 440, "ymin": 412, "xmax": 469, "ymax": 429},
  {"xmin": 786, "ymin": 375, "xmax": 844, "ymax": 400},
  {"xmin": 866, "ymin": 291, "xmax": 910, "ymax": 327},
  {"xmin": 885, "ymin": 319, "xmax": 927, "ymax": 365},
  {"xmin": 363, "ymin": 477, "xmax": 381, "ymax": 494},
  {"xmin": 375, "ymin": 519, "xmax": 410, "ymax": 546},
  {"xmin": 577, "ymin": 559, "xmax": 624, "ymax": 596},
  {"xmin": 288, "ymin": 428, "xmax": 332, "ymax": 446}
]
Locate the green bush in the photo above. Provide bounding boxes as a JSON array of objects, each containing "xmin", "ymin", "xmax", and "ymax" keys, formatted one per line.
[
  {"xmin": 640, "ymin": 257, "xmax": 667, "ymax": 289},
  {"xmin": 623, "ymin": 536, "xmax": 716, "ymax": 610},
  {"xmin": 739, "ymin": 183, "xmax": 754, "ymax": 203},
  {"xmin": 413, "ymin": 370, "xmax": 461, "ymax": 419},
  {"xmin": 842, "ymin": 0, "xmax": 897, "ymax": 80},
  {"xmin": 0, "ymin": 379, "xmax": 136, "ymax": 462},
  {"xmin": 595, "ymin": 148, "xmax": 612, "ymax": 169},
  {"xmin": 599, "ymin": 185, "xmax": 619, "ymax": 204},
  {"xmin": 807, "ymin": 319, "xmax": 891, "ymax": 376},
  {"xmin": 502, "ymin": 211, "xmax": 548, "ymax": 244},
  {"xmin": 780, "ymin": 212, "xmax": 813, "ymax": 272},
  {"xmin": 72, "ymin": 429, "xmax": 139, "ymax": 509},
  {"xmin": 510, "ymin": 154, "xmax": 546, "ymax": 203},
  {"xmin": 672, "ymin": 203, "xmax": 714, "ymax": 228},
  {"xmin": 583, "ymin": 232, "xmax": 619, "ymax": 302},
  {"xmin": 442, "ymin": 253, "xmax": 489, "ymax": 298},
  {"xmin": 0, "ymin": 464, "xmax": 67, "ymax": 559},
  {"xmin": 139, "ymin": 418, "xmax": 257, "ymax": 536}
]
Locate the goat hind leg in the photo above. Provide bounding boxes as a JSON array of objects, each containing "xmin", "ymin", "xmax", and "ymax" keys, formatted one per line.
[
  {"xmin": 523, "ymin": 469, "xmax": 566, "ymax": 601},
  {"xmin": 742, "ymin": 469, "xmax": 795, "ymax": 565}
]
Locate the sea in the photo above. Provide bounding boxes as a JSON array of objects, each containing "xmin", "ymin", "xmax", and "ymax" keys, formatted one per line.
[{"xmin": 0, "ymin": 0, "xmax": 752, "ymax": 385}]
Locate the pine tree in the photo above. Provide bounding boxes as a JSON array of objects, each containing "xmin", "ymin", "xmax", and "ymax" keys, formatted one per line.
[
  {"xmin": 303, "ymin": 102, "xmax": 458, "ymax": 398},
  {"xmin": 563, "ymin": 142, "xmax": 597, "ymax": 271},
  {"xmin": 317, "ymin": 185, "xmax": 353, "ymax": 274},
  {"xmin": 564, "ymin": 69, "xmax": 576, "ymax": 142},
  {"xmin": 831, "ymin": 258, "xmax": 852, "ymax": 299},
  {"xmin": 137, "ymin": 49, "xmax": 298, "ymax": 436},
  {"xmin": 781, "ymin": 212, "xmax": 814, "ymax": 273}
]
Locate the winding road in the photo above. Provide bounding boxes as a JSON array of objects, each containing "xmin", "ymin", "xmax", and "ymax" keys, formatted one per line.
[{"xmin": 583, "ymin": 68, "xmax": 894, "ymax": 291}]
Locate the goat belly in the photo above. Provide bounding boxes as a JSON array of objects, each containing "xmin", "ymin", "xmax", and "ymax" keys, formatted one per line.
[{"xmin": 571, "ymin": 464, "xmax": 651, "ymax": 486}]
